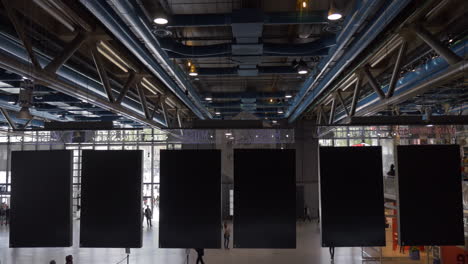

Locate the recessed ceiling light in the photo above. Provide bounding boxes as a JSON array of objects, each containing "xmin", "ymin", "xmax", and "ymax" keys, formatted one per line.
[
  {"xmin": 154, "ymin": 17, "xmax": 168, "ymax": 25},
  {"xmin": 298, "ymin": 69, "xmax": 308, "ymax": 75},
  {"xmin": 225, "ymin": 132, "xmax": 232, "ymax": 136},
  {"xmin": 205, "ymin": 97, "xmax": 212, "ymax": 101},
  {"xmin": 327, "ymin": 13, "xmax": 342, "ymax": 20},
  {"xmin": 327, "ymin": 3, "xmax": 342, "ymax": 21},
  {"xmin": 277, "ymin": 110, "xmax": 284, "ymax": 114},
  {"xmin": 215, "ymin": 112, "xmax": 221, "ymax": 115},
  {"xmin": 285, "ymin": 94, "xmax": 292, "ymax": 98},
  {"xmin": 189, "ymin": 72, "xmax": 198, "ymax": 76}
]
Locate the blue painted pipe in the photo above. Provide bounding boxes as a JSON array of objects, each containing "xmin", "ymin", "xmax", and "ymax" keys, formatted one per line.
[
  {"xmin": 288, "ymin": 0, "xmax": 412, "ymax": 122},
  {"xmin": 159, "ymin": 36, "xmax": 335, "ymax": 57},
  {"xmin": 79, "ymin": 0, "xmax": 210, "ymax": 119},
  {"xmin": 332, "ymin": 39, "xmax": 468, "ymax": 123}
]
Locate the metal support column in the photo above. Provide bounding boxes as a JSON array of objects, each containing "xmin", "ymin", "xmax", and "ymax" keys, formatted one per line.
[
  {"xmin": 336, "ymin": 90, "xmax": 350, "ymax": 117},
  {"xmin": 45, "ymin": 31, "xmax": 89, "ymax": 73},
  {"xmin": 363, "ymin": 65, "xmax": 386, "ymax": 100},
  {"xmin": 316, "ymin": 108, "xmax": 322, "ymax": 125},
  {"xmin": 176, "ymin": 108, "xmax": 183, "ymax": 135},
  {"xmin": 320, "ymin": 105, "xmax": 329, "ymax": 124},
  {"xmin": 136, "ymin": 83, "xmax": 151, "ymax": 119},
  {"xmin": 160, "ymin": 97, "xmax": 169, "ymax": 127},
  {"xmin": 386, "ymin": 40, "xmax": 407, "ymax": 98},
  {"xmin": 350, "ymin": 78, "xmax": 362, "ymax": 116},
  {"xmin": 116, "ymin": 71, "xmax": 138, "ymax": 104},
  {"xmin": 91, "ymin": 44, "xmax": 115, "ymax": 103},
  {"xmin": 412, "ymin": 25, "xmax": 462, "ymax": 65},
  {"xmin": 328, "ymin": 96, "xmax": 336, "ymax": 124},
  {"xmin": 2, "ymin": 0, "xmax": 42, "ymax": 69}
]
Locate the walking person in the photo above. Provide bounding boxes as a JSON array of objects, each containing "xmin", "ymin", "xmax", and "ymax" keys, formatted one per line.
[
  {"xmin": 144, "ymin": 205, "xmax": 152, "ymax": 228},
  {"xmin": 195, "ymin": 248, "xmax": 205, "ymax": 264},
  {"xmin": 223, "ymin": 222, "xmax": 230, "ymax": 249},
  {"xmin": 4, "ymin": 205, "xmax": 9, "ymax": 226},
  {"xmin": 65, "ymin": 255, "xmax": 73, "ymax": 264},
  {"xmin": 0, "ymin": 203, "xmax": 4, "ymax": 226},
  {"xmin": 304, "ymin": 205, "xmax": 312, "ymax": 222}
]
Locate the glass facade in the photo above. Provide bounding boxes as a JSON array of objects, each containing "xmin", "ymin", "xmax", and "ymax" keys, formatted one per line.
[{"xmin": 0, "ymin": 129, "xmax": 180, "ymax": 221}]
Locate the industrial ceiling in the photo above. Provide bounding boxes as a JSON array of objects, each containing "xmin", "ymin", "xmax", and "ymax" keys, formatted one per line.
[{"xmin": 0, "ymin": 0, "xmax": 466, "ymax": 129}]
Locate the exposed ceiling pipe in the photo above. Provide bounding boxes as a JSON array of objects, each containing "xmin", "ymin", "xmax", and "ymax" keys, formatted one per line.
[
  {"xmin": 166, "ymin": 11, "xmax": 329, "ymax": 28},
  {"xmin": 32, "ymin": 0, "xmax": 75, "ymax": 32},
  {"xmin": 158, "ymin": 35, "xmax": 335, "ymax": 58},
  {"xmin": 333, "ymin": 41, "xmax": 468, "ymax": 123},
  {"xmin": 288, "ymin": 0, "xmax": 413, "ymax": 122},
  {"xmin": 79, "ymin": 0, "xmax": 210, "ymax": 120},
  {"xmin": 285, "ymin": 0, "xmax": 382, "ymax": 119},
  {"xmin": 196, "ymin": 66, "xmax": 297, "ymax": 76}
]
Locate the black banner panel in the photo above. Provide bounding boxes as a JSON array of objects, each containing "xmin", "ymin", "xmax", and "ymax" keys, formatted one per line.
[
  {"xmin": 320, "ymin": 147, "xmax": 385, "ymax": 247},
  {"xmin": 80, "ymin": 150, "xmax": 143, "ymax": 248},
  {"xmin": 159, "ymin": 150, "xmax": 221, "ymax": 248},
  {"xmin": 234, "ymin": 149, "xmax": 296, "ymax": 248},
  {"xmin": 10, "ymin": 150, "xmax": 72, "ymax": 247},
  {"xmin": 397, "ymin": 145, "xmax": 464, "ymax": 246}
]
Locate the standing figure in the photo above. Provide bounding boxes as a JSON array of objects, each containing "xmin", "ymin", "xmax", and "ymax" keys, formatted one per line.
[
  {"xmin": 144, "ymin": 205, "xmax": 152, "ymax": 228},
  {"xmin": 65, "ymin": 255, "xmax": 73, "ymax": 264},
  {"xmin": 304, "ymin": 205, "xmax": 312, "ymax": 222},
  {"xmin": 223, "ymin": 222, "xmax": 230, "ymax": 249},
  {"xmin": 195, "ymin": 248, "xmax": 205, "ymax": 264}
]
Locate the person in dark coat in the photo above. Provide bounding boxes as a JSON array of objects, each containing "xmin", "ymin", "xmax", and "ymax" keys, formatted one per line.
[
  {"xmin": 195, "ymin": 248, "xmax": 205, "ymax": 264},
  {"xmin": 65, "ymin": 255, "xmax": 73, "ymax": 264},
  {"xmin": 144, "ymin": 205, "xmax": 152, "ymax": 228}
]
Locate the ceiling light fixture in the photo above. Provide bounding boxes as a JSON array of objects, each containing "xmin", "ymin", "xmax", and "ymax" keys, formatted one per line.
[
  {"xmin": 285, "ymin": 94, "xmax": 293, "ymax": 98},
  {"xmin": 187, "ymin": 61, "xmax": 192, "ymax": 67},
  {"xmin": 18, "ymin": 106, "xmax": 32, "ymax": 120},
  {"xmin": 278, "ymin": 110, "xmax": 284, "ymax": 114},
  {"xmin": 297, "ymin": 60, "xmax": 309, "ymax": 74},
  {"xmin": 154, "ymin": 10, "xmax": 169, "ymax": 25},
  {"xmin": 215, "ymin": 111, "xmax": 221, "ymax": 115},
  {"xmin": 302, "ymin": 1, "xmax": 307, "ymax": 8},
  {"xmin": 205, "ymin": 97, "xmax": 212, "ymax": 101},
  {"xmin": 225, "ymin": 132, "xmax": 232, "ymax": 136},
  {"xmin": 269, "ymin": 98, "xmax": 274, "ymax": 103},
  {"xmin": 328, "ymin": 1, "xmax": 342, "ymax": 20},
  {"xmin": 189, "ymin": 64, "xmax": 198, "ymax": 76}
]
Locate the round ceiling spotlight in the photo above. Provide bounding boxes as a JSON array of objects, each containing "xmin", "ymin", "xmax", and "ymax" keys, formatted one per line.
[
  {"xmin": 327, "ymin": 1, "xmax": 342, "ymax": 21},
  {"xmin": 154, "ymin": 10, "xmax": 169, "ymax": 25},
  {"xmin": 189, "ymin": 64, "xmax": 198, "ymax": 76},
  {"xmin": 285, "ymin": 94, "xmax": 293, "ymax": 98}
]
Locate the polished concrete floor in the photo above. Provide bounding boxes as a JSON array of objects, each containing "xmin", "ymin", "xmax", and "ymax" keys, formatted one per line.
[{"xmin": 0, "ymin": 220, "xmax": 420, "ymax": 264}]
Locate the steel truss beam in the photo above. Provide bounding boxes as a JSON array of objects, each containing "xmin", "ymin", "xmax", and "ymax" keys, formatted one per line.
[
  {"xmin": 386, "ymin": 40, "xmax": 407, "ymax": 98},
  {"xmin": 363, "ymin": 65, "xmax": 386, "ymax": 100},
  {"xmin": 0, "ymin": 51, "xmax": 165, "ymax": 128},
  {"xmin": 116, "ymin": 71, "xmax": 139, "ymax": 104},
  {"xmin": 0, "ymin": 108, "xmax": 17, "ymax": 129},
  {"xmin": 411, "ymin": 24, "xmax": 462, "ymax": 65},
  {"xmin": 45, "ymin": 31, "xmax": 89, "ymax": 73},
  {"xmin": 136, "ymin": 83, "xmax": 151, "ymax": 119},
  {"xmin": 2, "ymin": 0, "xmax": 41, "ymax": 69},
  {"xmin": 91, "ymin": 43, "xmax": 115, "ymax": 103}
]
